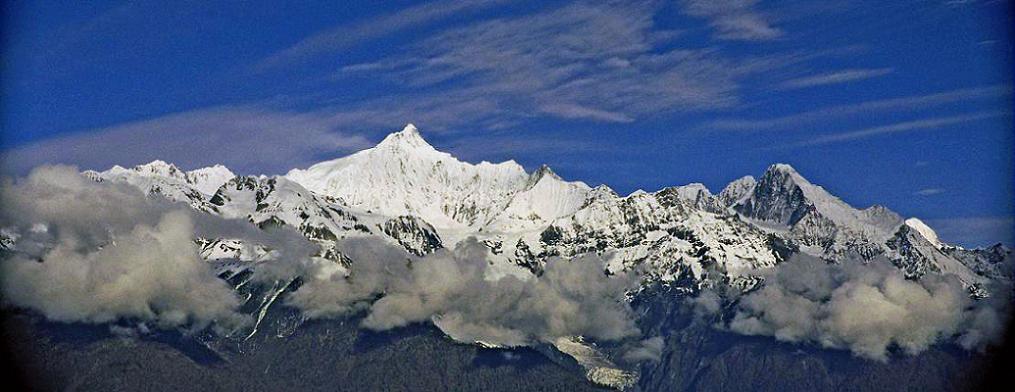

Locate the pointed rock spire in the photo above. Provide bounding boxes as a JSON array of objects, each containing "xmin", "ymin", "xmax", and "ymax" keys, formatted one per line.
[
  {"xmin": 528, "ymin": 164, "xmax": 562, "ymax": 187},
  {"xmin": 735, "ymin": 163, "xmax": 814, "ymax": 226},
  {"xmin": 534, "ymin": 164, "xmax": 560, "ymax": 179}
]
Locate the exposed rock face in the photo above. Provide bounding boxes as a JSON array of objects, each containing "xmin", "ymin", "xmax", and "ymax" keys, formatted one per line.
[
  {"xmin": 381, "ymin": 216, "xmax": 443, "ymax": 256},
  {"xmin": 735, "ymin": 164, "xmax": 815, "ymax": 226}
]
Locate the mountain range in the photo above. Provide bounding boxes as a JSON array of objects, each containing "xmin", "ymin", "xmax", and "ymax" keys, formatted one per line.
[
  {"xmin": 47, "ymin": 123, "xmax": 1012, "ymax": 389},
  {"xmin": 82, "ymin": 124, "xmax": 1011, "ymax": 290}
]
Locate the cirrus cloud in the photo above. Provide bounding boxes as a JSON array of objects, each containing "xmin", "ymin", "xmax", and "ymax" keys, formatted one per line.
[{"xmin": 1, "ymin": 106, "xmax": 372, "ymax": 176}]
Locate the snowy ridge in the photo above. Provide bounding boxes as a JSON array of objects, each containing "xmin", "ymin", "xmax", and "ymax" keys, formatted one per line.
[
  {"xmin": 905, "ymin": 218, "xmax": 943, "ymax": 249},
  {"xmin": 187, "ymin": 164, "xmax": 236, "ymax": 194},
  {"xmin": 88, "ymin": 160, "xmax": 235, "ymax": 196},
  {"xmin": 486, "ymin": 164, "xmax": 591, "ymax": 233},
  {"xmin": 718, "ymin": 175, "xmax": 756, "ymax": 208},
  {"xmin": 84, "ymin": 160, "xmax": 235, "ymax": 212}
]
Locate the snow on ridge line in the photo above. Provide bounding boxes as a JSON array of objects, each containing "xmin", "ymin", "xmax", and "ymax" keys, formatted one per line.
[
  {"xmin": 905, "ymin": 218, "xmax": 944, "ymax": 249},
  {"xmin": 89, "ymin": 160, "xmax": 236, "ymax": 196},
  {"xmin": 86, "ymin": 126, "xmax": 934, "ymax": 250}
]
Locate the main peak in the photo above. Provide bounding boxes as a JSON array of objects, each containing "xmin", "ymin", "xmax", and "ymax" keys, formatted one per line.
[
  {"xmin": 377, "ymin": 123, "xmax": 432, "ymax": 150},
  {"xmin": 767, "ymin": 163, "xmax": 798, "ymax": 175},
  {"xmin": 762, "ymin": 163, "xmax": 812, "ymax": 185},
  {"xmin": 401, "ymin": 123, "xmax": 419, "ymax": 135}
]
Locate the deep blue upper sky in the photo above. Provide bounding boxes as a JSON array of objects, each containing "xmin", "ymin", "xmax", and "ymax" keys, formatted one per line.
[{"xmin": 1, "ymin": 0, "xmax": 1012, "ymax": 246}]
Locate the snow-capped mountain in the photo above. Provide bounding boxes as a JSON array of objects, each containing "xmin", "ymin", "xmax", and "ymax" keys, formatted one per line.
[
  {"xmin": 733, "ymin": 163, "xmax": 903, "ymax": 239},
  {"xmin": 84, "ymin": 160, "xmax": 234, "ymax": 212},
  {"xmin": 285, "ymin": 124, "xmax": 533, "ymax": 231},
  {"xmin": 7, "ymin": 123, "xmax": 1010, "ymax": 390},
  {"xmin": 78, "ymin": 124, "xmax": 1010, "ymax": 295},
  {"xmin": 724, "ymin": 163, "xmax": 1002, "ymax": 290}
]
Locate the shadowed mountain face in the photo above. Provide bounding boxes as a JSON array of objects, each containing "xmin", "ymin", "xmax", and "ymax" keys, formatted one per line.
[
  {"xmin": 629, "ymin": 288, "xmax": 997, "ymax": 392},
  {"xmin": 1, "ymin": 313, "xmax": 609, "ymax": 392},
  {"xmin": 1, "ymin": 288, "xmax": 999, "ymax": 392}
]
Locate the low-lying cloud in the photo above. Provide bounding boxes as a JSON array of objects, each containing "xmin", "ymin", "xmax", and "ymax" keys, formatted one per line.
[
  {"xmin": 289, "ymin": 237, "xmax": 641, "ymax": 348},
  {"xmin": 621, "ymin": 336, "xmax": 666, "ymax": 363},
  {"xmin": 721, "ymin": 254, "xmax": 1009, "ymax": 361},
  {"xmin": 0, "ymin": 165, "xmax": 315, "ymax": 332},
  {"xmin": 7, "ymin": 166, "xmax": 1004, "ymax": 364},
  {"xmin": 1, "ymin": 165, "xmax": 646, "ymax": 354}
]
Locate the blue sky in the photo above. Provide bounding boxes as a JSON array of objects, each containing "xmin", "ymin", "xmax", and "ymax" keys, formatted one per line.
[{"xmin": 1, "ymin": 0, "xmax": 1012, "ymax": 246}]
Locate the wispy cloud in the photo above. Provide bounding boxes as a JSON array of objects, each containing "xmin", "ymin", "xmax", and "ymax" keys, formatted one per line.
[
  {"xmin": 776, "ymin": 68, "xmax": 894, "ymax": 90},
  {"xmin": 788, "ymin": 111, "xmax": 1010, "ymax": 147},
  {"xmin": 445, "ymin": 133, "xmax": 608, "ymax": 164},
  {"xmin": 706, "ymin": 85, "xmax": 1012, "ymax": 131},
  {"xmin": 925, "ymin": 216, "xmax": 1015, "ymax": 247},
  {"xmin": 914, "ymin": 188, "xmax": 945, "ymax": 196},
  {"xmin": 254, "ymin": 0, "xmax": 507, "ymax": 72},
  {"xmin": 680, "ymin": 0, "xmax": 783, "ymax": 41},
  {"xmin": 944, "ymin": 0, "xmax": 979, "ymax": 7},
  {"xmin": 1, "ymin": 106, "xmax": 373, "ymax": 175},
  {"xmin": 251, "ymin": 1, "xmax": 865, "ymax": 132},
  {"xmin": 302, "ymin": 92, "xmax": 515, "ymax": 133},
  {"xmin": 329, "ymin": 2, "xmax": 802, "ymax": 128},
  {"xmin": 539, "ymin": 103, "xmax": 635, "ymax": 123}
]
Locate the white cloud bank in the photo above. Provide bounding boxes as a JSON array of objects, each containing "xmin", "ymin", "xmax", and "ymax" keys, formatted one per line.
[
  {"xmin": 0, "ymin": 165, "xmax": 315, "ymax": 332},
  {"xmin": 289, "ymin": 237, "xmax": 642, "ymax": 348},
  {"xmin": 723, "ymin": 254, "xmax": 1009, "ymax": 361},
  {"xmin": 621, "ymin": 336, "xmax": 666, "ymax": 363},
  {"xmin": 0, "ymin": 166, "xmax": 643, "ymax": 350}
]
